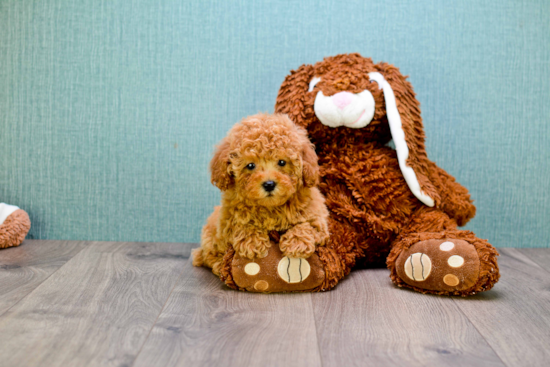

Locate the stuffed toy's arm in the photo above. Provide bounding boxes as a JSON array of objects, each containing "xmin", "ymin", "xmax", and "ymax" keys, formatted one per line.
[{"xmin": 426, "ymin": 160, "xmax": 476, "ymax": 226}]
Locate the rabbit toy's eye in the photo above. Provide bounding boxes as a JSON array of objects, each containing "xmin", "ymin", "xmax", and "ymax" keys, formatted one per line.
[
  {"xmin": 278, "ymin": 160, "xmax": 286, "ymax": 167},
  {"xmin": 246, "ymin": 163, "xmax": 256, "ymax": 170}
]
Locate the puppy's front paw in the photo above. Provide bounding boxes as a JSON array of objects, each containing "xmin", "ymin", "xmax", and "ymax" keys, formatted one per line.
[
  {"xmin": 233, "ymin": 232, "xmax": 271, "ymax": 260},
  {"xmin": 280, "ymin": 232, "xmax": 316, "ymax": 259}
]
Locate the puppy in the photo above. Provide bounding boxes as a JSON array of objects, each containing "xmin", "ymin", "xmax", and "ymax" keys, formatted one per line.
[{"xmin": 192, "ymin": 113, "xmax": 329, "ymax": 276}]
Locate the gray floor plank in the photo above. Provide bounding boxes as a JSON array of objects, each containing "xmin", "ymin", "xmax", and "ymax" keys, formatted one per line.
[
  {"xmin": 2, "ymin": 242, "xmax": 549, "ymax": 367},
  {"xmin": 0, "ymin": 240, "xmax": 86, "ymax": 316},
  {"xmin": 452, "ymin": 249, "xmax": 550, "ymax": 367},
  {"xmin": 311, "ymin": 268, "xmax": 505, "ymax": 367},
  {"xmin": 0, "ymin": 241, "xmax": 191, "ymax": 367},
  {"xmin": 517, "ymin": 248, "xmax": 550, "ymax": 272},
  {"xmin": 133, "ymin": 261, "xmax": 322, "ymax": 367}
]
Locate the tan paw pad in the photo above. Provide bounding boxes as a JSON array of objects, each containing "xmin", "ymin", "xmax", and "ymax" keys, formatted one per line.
[
  {"xmin": 244, "ymin": 262, "xmax": 260, "ymax": 275},
  {"xmin": 443, "ymin": 274, "xmax": 460, "ymax": 286},
  {"xmin": 447, "ymin": 255, "xmax": 464, "ymax": 268},
  {"xmin": 277, "ymin": 257, "xmax": 311, "ymax": 283},
  {"xmin": 439, "ymin": 241, "xmax": 455, "ymax": 251},
  {"xmin": 403, "ymin": 253, "xmax": 432, "ymax": 281},
  {"xmin": 254, "ymin": 280, "xmax": 269, "ymax": 291}
]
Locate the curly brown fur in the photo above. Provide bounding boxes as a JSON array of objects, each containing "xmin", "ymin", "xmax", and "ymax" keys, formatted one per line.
[
  {"xmin": 193, "ymin": 113, "xmax": 330, "ymax": 277},
  {"xmin": 275, "ymin": 53, "xmax": 499, "ymax": 295},
  {"xmin": 0, "ymin": 209, "xmax": 31, "ymax": 249}
]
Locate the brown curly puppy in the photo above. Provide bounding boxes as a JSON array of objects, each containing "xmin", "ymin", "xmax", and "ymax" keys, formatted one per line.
[
  {"xmin": 192, "ymin": 113, "xmax": 329, "ymax": 282},
  {"xmin": 275, "ymin": 53, "xmax": 500, "ymax": 296}
]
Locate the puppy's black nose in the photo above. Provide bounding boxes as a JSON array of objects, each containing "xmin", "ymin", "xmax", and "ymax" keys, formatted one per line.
[{"xmin": 262, "ymin": 180, "xmax": 276, "ymax": 192}]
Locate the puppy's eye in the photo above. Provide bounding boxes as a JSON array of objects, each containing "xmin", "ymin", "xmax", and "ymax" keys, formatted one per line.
[
  {"xmin": 246, "ymin": 163, "xmax": 256, "ymax": 170},
  {"xmin": 278, "ymin": 160, "xmax": 286, "ymax": 167}
]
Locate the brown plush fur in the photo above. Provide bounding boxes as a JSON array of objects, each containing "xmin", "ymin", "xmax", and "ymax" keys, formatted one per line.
[
  {"xmin": 193, "ymin": 113, "xmax": 330, "ymax": 278},
  {"xmin": 275, "ymin": 53, "xmax": 500, "ymax": 296},
  {"xmin": 0, "ymin": 209, "xmax": 31, "ymax": 249}
]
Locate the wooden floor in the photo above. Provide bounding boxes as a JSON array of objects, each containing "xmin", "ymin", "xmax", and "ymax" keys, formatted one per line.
[{"xmin": 0, "ymin": 241, "xmax": 549, "ymax": 367}]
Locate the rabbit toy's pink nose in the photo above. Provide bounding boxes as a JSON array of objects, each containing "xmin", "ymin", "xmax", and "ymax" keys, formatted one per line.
[{"xmin": 331, "ymin": 92, "xmax": 354, "ymax": 110}]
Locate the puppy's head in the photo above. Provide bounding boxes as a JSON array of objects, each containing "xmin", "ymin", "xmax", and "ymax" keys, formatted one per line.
[{"xmin": 210, "ymin": 113, "xmax": 318, "ymax": 206}]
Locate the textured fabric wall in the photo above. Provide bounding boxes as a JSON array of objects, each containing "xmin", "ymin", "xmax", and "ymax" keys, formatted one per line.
[{"xmin": 1, "ymin": 0, "xmax": 548, "ymax": 247}]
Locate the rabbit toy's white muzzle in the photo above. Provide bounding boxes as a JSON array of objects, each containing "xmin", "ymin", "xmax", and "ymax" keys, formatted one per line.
[{"xmin": 313, "ymin": 90, "xmax": 376, "ymax": 129}]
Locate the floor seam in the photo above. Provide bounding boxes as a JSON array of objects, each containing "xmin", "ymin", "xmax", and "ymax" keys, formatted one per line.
[
  {"xmin": 0, "ymin": 241, "xmax": 89, "ymax": 319},
  {"xmin": 451, "ymin": 299, "xmax": 508, "ymax": 366},
  {"xmin": 450, "ymin": 249, "xmax": 512, "ymax": 367},
  {"xmin": 512, "ymin": 248, "xmax": 550, "ymax": 275},
  {"xmin": 309, "ymin": 293, "xmax": 325, "ymax": 367},
  {"xmin": 130, "ymin": 258, "xmax": 191, "ymax": 367}
]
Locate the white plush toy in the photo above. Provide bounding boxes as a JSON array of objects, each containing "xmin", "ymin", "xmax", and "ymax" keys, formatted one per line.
[{"xmin": 0, "ymin": 203, "xmax": 30, "ymax": 249}]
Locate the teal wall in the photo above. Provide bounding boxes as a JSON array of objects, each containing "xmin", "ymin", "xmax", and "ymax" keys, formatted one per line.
[{"xmin": 1, "ymin": 0, "xmax": 549, "ymax": 247}]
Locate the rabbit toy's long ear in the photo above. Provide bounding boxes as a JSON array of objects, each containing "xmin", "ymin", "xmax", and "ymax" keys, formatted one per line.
[{"xmin": 369, "ymin": 64, "xmax": 436, "ymax": 207}]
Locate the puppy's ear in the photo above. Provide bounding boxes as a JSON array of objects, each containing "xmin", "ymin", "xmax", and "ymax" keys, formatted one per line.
[
  {"xmin": 300, "ymin": 134, "xmax": 319, "ymax": 188},
  {"xmin": 210, "ymin": 136, "xmax": 233, "ymax": 191}
]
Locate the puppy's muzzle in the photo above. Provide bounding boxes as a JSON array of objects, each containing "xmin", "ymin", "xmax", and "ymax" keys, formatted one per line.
[{"xmin": 262, "ymin": 180, "xmax": 276, "ymax": 192}]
